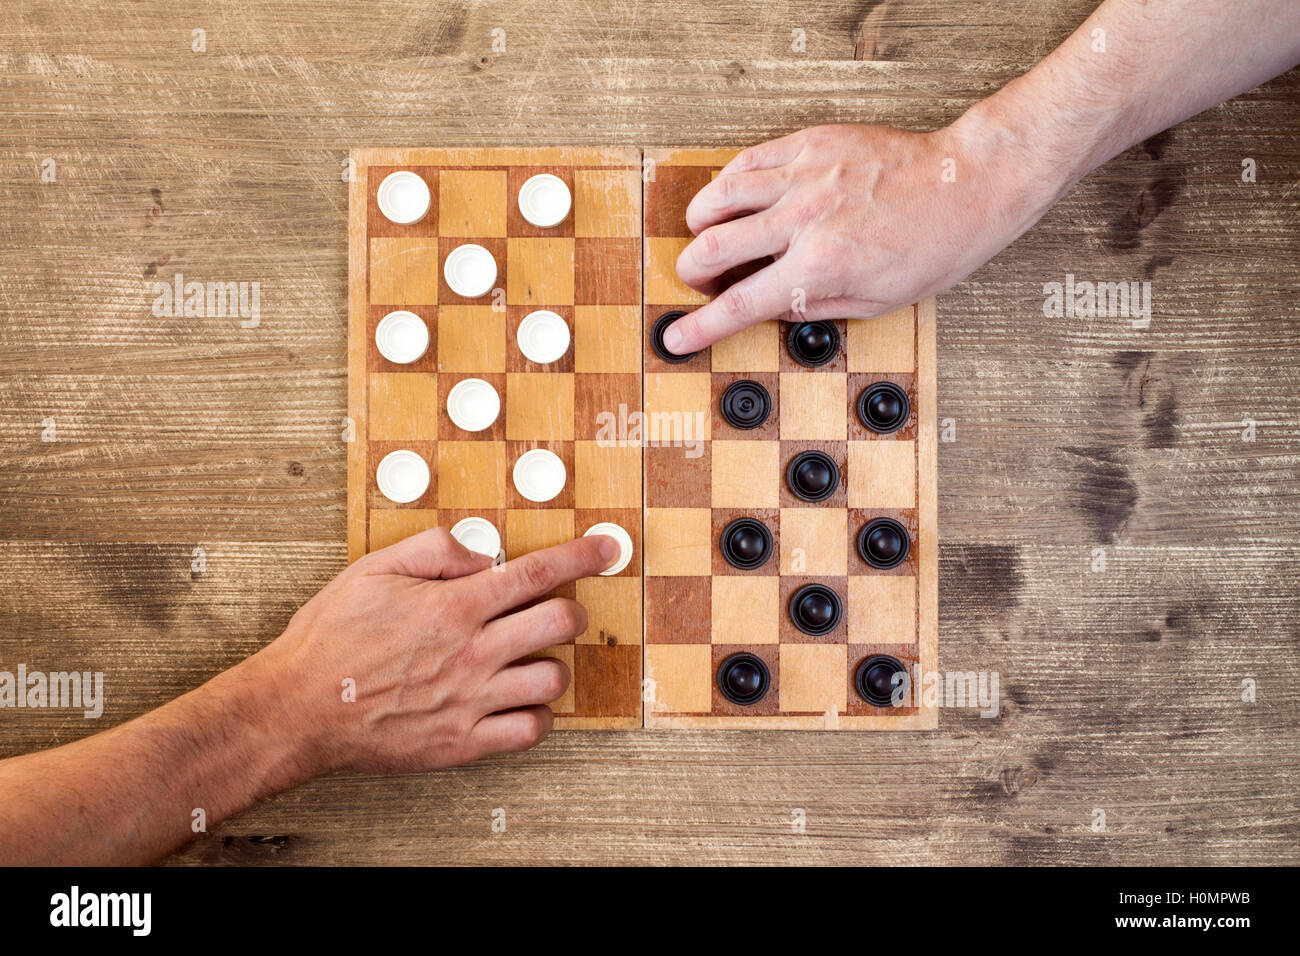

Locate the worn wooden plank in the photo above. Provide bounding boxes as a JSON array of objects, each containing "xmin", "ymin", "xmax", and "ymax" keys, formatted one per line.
[{"xmin": 1, "ymin": 0, "xmax": 1297, "ymax": 864}]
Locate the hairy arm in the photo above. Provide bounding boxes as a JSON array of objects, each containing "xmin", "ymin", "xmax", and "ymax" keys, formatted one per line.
[
  {"xmin": 0, "ymin": 530, "xmax": 619, "ymax": 865},
  {"xmin": 973, "ymin": 0, "xmax": 1300, "ymax": 207},
  {"xmin": 665, "ymin": 0, "xmax": 1300, "ymax": 351},
  {"xmin": 0, "ymin": 655, "xmax": 311, "ymax": 866}
]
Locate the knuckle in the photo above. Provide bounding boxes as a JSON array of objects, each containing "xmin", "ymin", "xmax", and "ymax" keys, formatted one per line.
[
  {"xmin": 731, "ymin": 148, "xmax": 757, "ymax": 172},
  {"xmin": 825, "ymin": 161, "xmax": 851, "ymax": 188},
  {"xmin": 720, "ymin": 286, "xmax": 753, "ymax": 325},
  {"xmin": 440, "ymin": 631, "xmax": 483, "ymax": 679},
  {"xmin": 714, "ymin": 173, "xmax": 736, "ymax": 205},
  {"xmin": 798, "ymin": 241, "xmax": 842, "ymax": 292},
  {"xmin": 431, "ymin": 581, "xmax": 471, "ymax": 622},
  {"xmin": 785, "ymin": 199, "xmax": 819, "ymax": 232},
  {"xmin": 453, "ymin": 709, "xmax": 479, "ymax": 743},
  {"xmin": 548, "ymin": 601, "xmax": 582, "ymax": 637},
  {"xmin": 696, "ymin": 227, "xmax": 724, "ymax": 266},
  {"xmin": 461, "ymin": 628, "xmax": 492, "ymax": 668},
  {"xmin": 515, "ymin": 554, "xmax": 554, "ymax": 595}
]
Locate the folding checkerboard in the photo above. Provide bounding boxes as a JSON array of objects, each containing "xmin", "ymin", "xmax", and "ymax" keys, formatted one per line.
[{"xmin": 347, "ymin": 146, "xmax": 937, "ymax": 730}]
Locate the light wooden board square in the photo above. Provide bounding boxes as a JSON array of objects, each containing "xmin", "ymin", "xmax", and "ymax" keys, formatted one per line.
[
  {"xmin": 780, "ymin": 508, "xmax": 849, "ymax": 576},
  {"xmin": 506, "ymin": 508, "xmax": 575, "ymax": 558},
  {"xmin": 645, "ymin": 237, "xmax": 706, "ymax": 305},
  {"xmin": 369, "ymin": 238, "xmax": 439, "ymax": 304},
  {"xmin": 438, "ymin": 169, "xmax": 508, "ymax": 237},
  {"xmin": 507, "ymin": 237, "xmax": 574, "ymax": 305},
  {"xmin": 712, "ymin": 440, "xmax": 780, "ymax": 508},
  {"xmin": 575, "ymin": 440, "xmax": 640, "ymax": 509},
  {"xmin": 437, "ymin": 442, "xmax": 507, "ymax": 509},
  {"xmin": 577, "ymin": 576, "xmax": 642, "ymax": 646},
  {"xmin": 438, "ymin": 305, "xmax": 505, "ymax": 372},
  {"xmin": 711, "ymin": 320, "xmax": 780, "ymax": 372},
  {"xmin": 368, "ymin": 509, "xmax": 438, "ymax": 552},
  {"xmin": 711, "ymin": 576, "xmax": 779, "ymax": 644},
  {"xmin": 847, "ymin": 307, "xmax": 914, "ymax": 372},
  {"xmin": 646, "ymin": 644, "xmax": 712, "ymax": 714},
  {"xmin": 780, "ymin": 373, "xmax": 847, "ymax": 440},
  {"xmin": 644, "ymin": 507, "xmax": 711, "ymax": 576},
  {"xmin": 506, "ymin": 373, "xmax": 575, "ymax": 440},
  {"xmin": 529, "ymin": 643, "xmax": 574, "ymax": 714},
  {"xmin": 575, "ymin": 169, "xmax": 639, "ymax": 238},
  {"xmin": 368, "ymin": 372, "xmax": 438, "ymax": 441},
  {"xmin": 780, "ymin": 644, "xmax": 848, "ymax": 714},
  {"xmin": 848, "ymin": 440, "xmax": 916, "ymax": 509},
  {"xmin": 575, "ymin": 305, "xmax": 640, "ymax": 373},
  {"xmin": 848, "ymin": 575, "xmax": 916, "ymax": 643},
  {"xmin": 644, "ymin": 372, "xmax": 710, "ymax": 444}
]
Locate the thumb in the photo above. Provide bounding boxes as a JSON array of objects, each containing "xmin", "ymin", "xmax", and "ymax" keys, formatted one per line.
[{"xmin": 364, "ymin": 526, "xmax": 494, "ymax": 580}]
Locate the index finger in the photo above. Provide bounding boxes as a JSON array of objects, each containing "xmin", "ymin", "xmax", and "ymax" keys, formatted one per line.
[
  {"xmin": 662, "ymin": 256, "xmax": 800, "ymax": 354},
  {"xmin": 460, "ymin": 534, "xmax": 620, "ymax": 621}
]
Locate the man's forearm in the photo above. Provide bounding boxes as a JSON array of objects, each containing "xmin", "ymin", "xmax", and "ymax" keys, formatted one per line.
[
  {"xmin": 958, "ymin": 0, "xmax": 1300, "ymax": 211},
  {"xmin": 0, "ymin": 651, "xmax": 314, "ymax": 865}
]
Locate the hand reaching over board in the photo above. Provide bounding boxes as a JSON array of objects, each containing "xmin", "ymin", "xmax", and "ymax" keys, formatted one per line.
[
  {"xmin": 258, "ymin": 527, "xmax": 622, "ymax": 775},
  {"xmin": 663, "ymin": 0, "xmax": 1300, "ymax": 355},
  {"xmin": 0, "ymin": 527, "xmax": 619, "ymax": 865},
  {"xmin": 662, "ymin": 121, "xmax": 1050, "ymax": 355}
]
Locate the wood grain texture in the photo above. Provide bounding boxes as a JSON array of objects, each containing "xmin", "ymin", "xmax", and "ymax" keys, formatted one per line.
[{"xmin": 0, "ymin": 0, "xmax": 1297, "ymax": 864}]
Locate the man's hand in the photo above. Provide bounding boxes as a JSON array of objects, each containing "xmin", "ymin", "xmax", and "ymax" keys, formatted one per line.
[
  {"xmin": 0, "ymin": 528, "xmax": 619, "ymax": 865},
  {"xmin": 665, "ymin": 0, "xmax": 1300, "ymax": 356},
  {"xmin": 256, "ymin": 528, "xmax": 621, "ymax": 776},
  {"xmin": 662, "ymin": 121, "xmax": 1051, "ymax": 355}
]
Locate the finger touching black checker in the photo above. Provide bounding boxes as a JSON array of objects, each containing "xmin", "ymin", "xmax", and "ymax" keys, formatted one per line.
[{"xmin": 650, "ymin": 309, "xmax": 696, "ymax": 363}]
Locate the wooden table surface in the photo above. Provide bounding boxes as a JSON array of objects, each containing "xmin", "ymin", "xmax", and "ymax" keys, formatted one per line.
[{"xmin": 1, "ymin": 0, "xmax": 1297, "ymax": 866}]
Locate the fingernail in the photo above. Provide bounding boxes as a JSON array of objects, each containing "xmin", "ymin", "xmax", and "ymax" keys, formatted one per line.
[
  {"xmin": 597, "ymin": 535, "xmax": 620, "ymax": 562},
  {"xmin": 662, "ymin": 323, "xmax": 684, "ymax": 353}
]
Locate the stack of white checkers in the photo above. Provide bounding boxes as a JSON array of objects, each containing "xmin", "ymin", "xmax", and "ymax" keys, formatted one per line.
[{"xmin": 369, "ymin": 169, "xmax": 633, "ymax": 577}]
